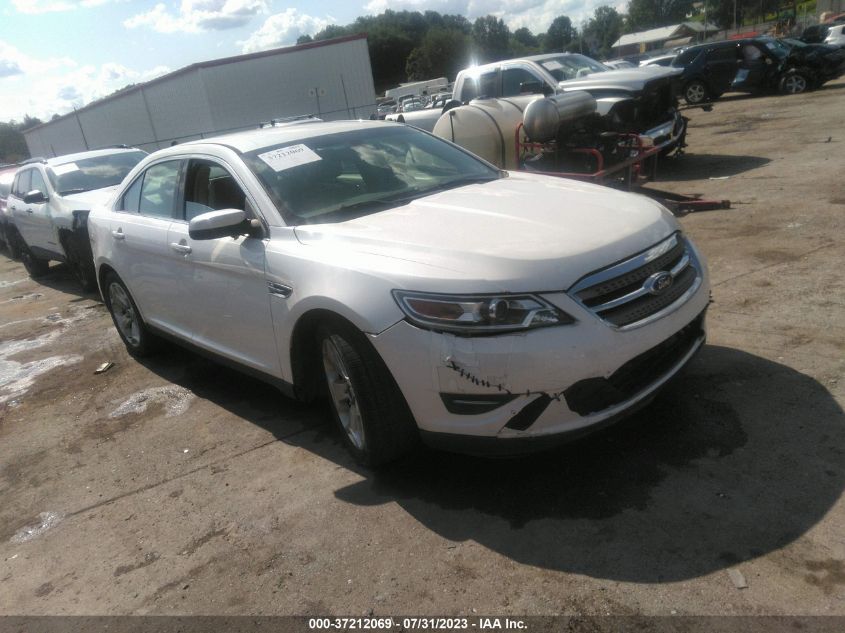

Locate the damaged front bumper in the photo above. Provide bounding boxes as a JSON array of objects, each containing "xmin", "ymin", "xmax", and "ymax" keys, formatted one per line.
[
  {"xmin": 370, "ymin": 258, "xmax": 710, "ymax": 455},
  {"xmin": 641, "ymin": 110, "xmax": 687, "ymax": 151}
]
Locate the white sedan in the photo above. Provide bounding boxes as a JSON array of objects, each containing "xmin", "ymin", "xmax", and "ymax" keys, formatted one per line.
[{"xmin": 88, "ymin": 120, "xmax": 710, "ymax": 466}]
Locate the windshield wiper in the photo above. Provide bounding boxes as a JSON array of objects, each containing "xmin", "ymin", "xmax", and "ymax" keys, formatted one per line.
[
  {"xmin": 59, "ymin": 188, "xmax": 90, "ymax": 195},
  {"xmin": 421, "ymin": 174, "xmax": 502, "ymax": 194}
]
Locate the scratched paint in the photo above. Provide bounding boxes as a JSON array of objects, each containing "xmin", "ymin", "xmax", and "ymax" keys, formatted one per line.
[{"xmin": 109, "ymin": 386, "xmax": 195, "ymax": 419}]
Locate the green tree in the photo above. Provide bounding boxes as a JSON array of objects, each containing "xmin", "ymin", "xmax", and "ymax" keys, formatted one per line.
[
  {"xmin": 584, "ymin": 6, "xmax": 625, "ymax": 58},
  {"xmin": 406, "ymin": 28, "xmax": 471, "ymax": 81},
  {"xmin": 471, "ymin": 15, "xmax": 511, "ymax": 62},
  {"xmin": 545, "ymin": 15, "xmax": 574, "ymax": 51},
  {"xmin": 626, "ymin": 0, "xmax": 694, "ymax": 31},
  {"xmin": 0, "ymin": 116, "xmax": 41, "ymax": 163}
]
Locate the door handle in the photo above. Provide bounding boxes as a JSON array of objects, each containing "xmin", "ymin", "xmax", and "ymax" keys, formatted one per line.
[
  {"xmin": 9, "ymin": 205, "xmax": 16, "ymax": 211},
  {"xmin": 25, "ymin": 208, "xmax": 33, "ymax": 214},
  {"xmin": 111, "ymin": 229, "xmax": 125, "ymax": 240},
  {"xmin": 170, "ymin": 242, "xmax": 192, "ymax": 254}
]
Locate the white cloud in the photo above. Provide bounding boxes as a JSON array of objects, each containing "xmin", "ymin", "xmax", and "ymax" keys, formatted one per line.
[
  {"xmin": 361, "ymin": 0, "xmax": 622, "ymax": 31},
  {"xmin": 11, "ymin": 0, "xmax": 116, "ymax": 14},
  {"xmin": 239, "ymin": 9, "xmax": 334, "ymax": 53},
  {"xmin": 0, "ymin": 40, "xmax": 75, "ymax": 76},
  {"xmin": 0, "ymin": 53, "xmax": 170, "ymax": 122},
  {"xmin": 124, "ymin": 0, "xmax": 269, "ymax": 34}
]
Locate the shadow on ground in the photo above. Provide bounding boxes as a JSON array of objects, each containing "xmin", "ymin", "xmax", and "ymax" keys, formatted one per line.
[
  {"xmin": 658, "ymin": 154, "xmax": 771, "ymax": 181},
  {"xmin": 137, "ymin": 342, "xmax": 845, "ymax": 584}
]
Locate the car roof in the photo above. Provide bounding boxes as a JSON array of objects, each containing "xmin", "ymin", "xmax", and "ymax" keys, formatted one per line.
[
  {"xmin": 165, "ymin": 120, "xmax": 406, "ymax": 154},
  {"xmin": 46, "ymin": 147, "xmax": 145, "ymax": 167}
]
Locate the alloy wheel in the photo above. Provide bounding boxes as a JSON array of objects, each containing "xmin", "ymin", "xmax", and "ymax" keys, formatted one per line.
[
  {"xmin": 783, "ymin": 74, "xmax": 807, "ymax": 94},
  {"xmin": 322, "ymin": 336, "xmax": 366, "ymax": 451},
  {"xmin": 108, "ymin": 282, "xmax": 140, "ymax": 347},
  {"xmin": 686, "ymin": 83, "xmax": 706, "ymax": 103}
]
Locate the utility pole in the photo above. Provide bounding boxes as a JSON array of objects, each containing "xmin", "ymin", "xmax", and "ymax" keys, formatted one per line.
[{"xmin": 733, "ymin": 0, "xmax": 738, "ymax": 31}]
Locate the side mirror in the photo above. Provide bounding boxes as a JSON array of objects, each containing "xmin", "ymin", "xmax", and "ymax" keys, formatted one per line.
[
  {"xmin": 188, "ymin": 208, "xmax": 261, "ymax": 240},
  {"xmin": 23, "ymin": 190, "xmax": 47, "ymax": 204}
]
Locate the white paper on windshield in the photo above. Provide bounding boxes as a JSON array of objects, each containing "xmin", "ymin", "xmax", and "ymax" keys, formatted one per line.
[
  {"xmin": 542, "ymin": 60, "xmax": 563, "ymax": 71},
  {"xmin": 52, "ymin": 162, "xmax": 79, "ymax": 176},
  {"xmin": 258, "ymin": 144, "xmax": 321, "ymax": 172}
]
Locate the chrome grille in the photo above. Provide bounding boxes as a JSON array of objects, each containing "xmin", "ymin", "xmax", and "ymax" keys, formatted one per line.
[{"xmin": 569, "ymin": 233, "xmax": 701, "ymax": 328}]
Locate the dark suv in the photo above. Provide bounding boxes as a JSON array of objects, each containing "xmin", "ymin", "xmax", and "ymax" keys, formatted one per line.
[{"xmin": 672, "ymin": 36, "xmax": 845, "ymax": 103}]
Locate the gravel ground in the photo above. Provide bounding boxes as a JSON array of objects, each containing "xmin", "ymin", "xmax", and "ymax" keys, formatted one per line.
[{"xmin": 0, "ymin": 78, "xmax": 843, "ymax": 617}]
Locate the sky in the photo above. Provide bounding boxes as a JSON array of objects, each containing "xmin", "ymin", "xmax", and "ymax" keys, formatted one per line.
[{"xmin": 0, "ymin": 0, "xmax": 617, "ymax": 123}]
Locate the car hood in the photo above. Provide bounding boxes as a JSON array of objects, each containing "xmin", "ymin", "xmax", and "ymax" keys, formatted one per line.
[
  {"xmin": 559, "ymin": 65, "xmax": 682, "ymax": 93},
  {"xmin": 788, "ymin": 43, "xmax": 845, "ymax": 68},
  {"xmin": 63, "ymin": 185, "xmax": 120, "ymax": 209},
  {"xmin": 293, "ymin": 173, "xmax": 678, "ymax": 292}
]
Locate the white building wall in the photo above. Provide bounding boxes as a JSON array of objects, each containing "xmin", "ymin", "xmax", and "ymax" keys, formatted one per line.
[{"xmin": 24, "ymin": 36, "xmax": 376, "ymax": 158}]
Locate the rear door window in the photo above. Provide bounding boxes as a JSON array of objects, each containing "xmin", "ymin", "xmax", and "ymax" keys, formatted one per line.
[{"xmin": 138, "ymin": 161, "xmax": 182, "ymax": 219}]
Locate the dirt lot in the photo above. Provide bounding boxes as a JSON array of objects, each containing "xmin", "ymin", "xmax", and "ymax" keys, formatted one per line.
[{"xmin": 1, "ymin": 79, "xmax": 844, "ymax": 617}]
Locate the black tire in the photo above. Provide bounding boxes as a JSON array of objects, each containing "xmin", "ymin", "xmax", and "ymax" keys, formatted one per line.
[
  {"xmin": 15, "ymin": 233, "xmax": 50, "ymax": 278},
  {"xmin": 5, "ymin": 229, "xmax": 21, "ymax": 259},
  {"xmin": 62, "ymin": 232, "xmax": 97, "ymax": 292},
  {"xmin": 317, "ymin": 321, "xmax": 418, "ymax": 467},
  {"xmin": 102, "ymin": 271, "xmax": 158, "ymax": 357},
  {"xmin": 683, "ymin": 80, "xmax": 709, "ymax": 105},
  {"xmin": 779, "ymin": 70, "xmax": 809, "ymax": 95}
]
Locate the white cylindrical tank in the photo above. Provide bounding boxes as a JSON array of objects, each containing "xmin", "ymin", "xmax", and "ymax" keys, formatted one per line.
[
  {"xmin": 523, "ymin": 92, "xmax": 597, "ymax": 143},
  {"xmin": 432, "ymin": 96, "xmax": 537, "ymax": 170}
]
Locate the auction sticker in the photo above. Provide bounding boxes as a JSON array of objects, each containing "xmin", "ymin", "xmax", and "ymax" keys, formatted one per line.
[
  {"xmin": 258, "ymin": 144, "xmax": 322, "ymax": 172},
  {"xmin": 52, "ymin": 162, "xmax": 79, "ymax": 175}
]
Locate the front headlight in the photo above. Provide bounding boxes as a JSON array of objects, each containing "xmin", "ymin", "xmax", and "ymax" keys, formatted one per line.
[{"xmin": 392, "ymin": 290, "xmax": 575, "ymax": 334}]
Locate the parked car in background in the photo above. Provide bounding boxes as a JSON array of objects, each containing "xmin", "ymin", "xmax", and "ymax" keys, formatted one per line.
[
  {"xmin": 6, "ymin": 147, "xmax": 146, "ymax": 289},
  {"xmin": 385, "ymin": 92, "xmax": 457, "ymax": 131},
  {"xmin": 0, "ymin": 164, "xmax": 20, "ymax": 257},
  {"xmin": 672, "ymin": 36, "xmax": 845, "ymax": 103},
  {"xmin": 603, "ymin": 59, "xmax": 637, "ymax": 69},
  {"xmin": 640, "ymin": 53, "xmax": 678, "ymax": 67},
  {"xmin": 88, "ymin": 120, "xmax": 709, "ymax": 466},
  {"xmin": 801, "ymin": 24, "xmax": 832, "ymax": 44},
  {"xmin": 374, "ymin": 100, "xmax": 397, "ymax": 119}
]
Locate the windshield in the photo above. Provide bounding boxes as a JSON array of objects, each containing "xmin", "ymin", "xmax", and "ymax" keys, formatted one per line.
[
  {"xmin": 242, "ymin": 126, "xmax": 501, "ymax": 226},
  {"xmin": 762, "ymin": 39, "xmax": 790, "ymax": 59},
  {"xmin": 538, "ymin": 54, "xmax": 608, "ymax": 81},
  {"xmin": 48, "ymin": 150, "xmax": 147, "ymax": 195}
]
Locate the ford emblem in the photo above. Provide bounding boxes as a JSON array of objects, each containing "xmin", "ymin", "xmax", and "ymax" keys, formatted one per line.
[{"xmin": 645, "ymin": 272, "xmax": 673, "ymax": 295}]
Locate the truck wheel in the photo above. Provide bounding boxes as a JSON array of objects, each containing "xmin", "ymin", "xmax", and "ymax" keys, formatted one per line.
[
  {"xmin": 103, "ymin": 272, "xmax": 158, "ymax": 357},
  {"xmin": 16, "ymin": 234, "xmax": 50, "ymax": 278},
  {"xmin": 683, "ymin": 80, "xmax": 708, "ymax": 105},
  {"xmin": 780, "ymin": 71, "xmax": 808, "ymax": 94},
  {"xmin": 5, "ymin": 228, "xmax": 21, "ymax": 259},
  {"xmin": 317, "ymin": 321, "xmax": 418, "ymax": 467}
]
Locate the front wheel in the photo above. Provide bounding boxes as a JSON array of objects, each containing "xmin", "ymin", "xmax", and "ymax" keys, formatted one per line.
[
  {"xmin": 318, "ymin": 322, "xmax": 418, "ymax": 467},
  {"xmin": 103, "ymin": 272, "xmax": 158, "ymax": 357},
  {"xmin": 780, "ymin": 71, "xmax": 808, "ymax": 94},
  {"xmin": 683, "ymin": 80, "xmax": 709, "ymax": 105}
]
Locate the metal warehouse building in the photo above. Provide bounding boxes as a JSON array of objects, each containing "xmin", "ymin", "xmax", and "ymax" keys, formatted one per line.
[{"xmin": 24, "ymin": 34, "xmax": 376, "ymax": 157}]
